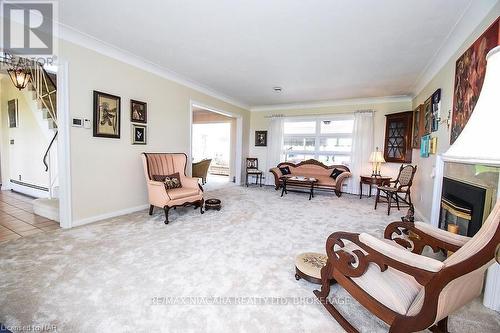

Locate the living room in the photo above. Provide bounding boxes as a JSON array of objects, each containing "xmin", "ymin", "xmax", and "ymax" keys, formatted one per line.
[{"xmin": 1, "ymin": 1, "xmax": 499, "ymax": 332}]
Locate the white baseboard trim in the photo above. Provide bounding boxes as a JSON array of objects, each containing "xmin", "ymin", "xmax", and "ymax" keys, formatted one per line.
[
  {"xmin": 413, "ymin": 206, "xmax": 430, "ymax": 224},
  {"xmin": 8, "ymin": 182, "xmax": 49, "ymax": 199},
  {"xmin": 71, "ymin": 204, "xmax": 149, "ymax": 228}
]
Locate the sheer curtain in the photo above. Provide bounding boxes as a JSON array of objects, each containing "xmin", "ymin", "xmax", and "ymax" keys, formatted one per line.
[
  {"xmin": 265, "ymin": 117, "xmax": 284, "ymax": 185},
  {"xmin": 349, "ymin": 111, "xmax": 374, "ymax": 194}
]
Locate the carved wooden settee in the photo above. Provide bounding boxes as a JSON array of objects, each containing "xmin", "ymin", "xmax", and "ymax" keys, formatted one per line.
[{"xmin": 269, "ymin": 159, "xmax": 351, "ymax": 197}]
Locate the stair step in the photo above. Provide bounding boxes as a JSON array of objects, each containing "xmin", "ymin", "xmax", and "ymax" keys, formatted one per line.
[{"xmin": 33, "ymin": 198, "xmax": 59, "ymax": 222}]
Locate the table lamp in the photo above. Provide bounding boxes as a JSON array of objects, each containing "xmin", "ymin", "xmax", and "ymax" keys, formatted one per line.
[{"xmin": 369, "ymin": 147, "xmax": 385, "ymax": 177}]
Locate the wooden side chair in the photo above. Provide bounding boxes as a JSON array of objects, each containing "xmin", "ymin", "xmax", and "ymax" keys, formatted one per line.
[
  {"xmin": 245, "ymin": 158, "xmax": 263, "ymax": 187},
  {"xmin": 314, "ymin": 200, "xmax": 500, "ymax": 333},
  {"xmin": 375, "ymin": 164, "xmax": 417, "ymax": 215}
]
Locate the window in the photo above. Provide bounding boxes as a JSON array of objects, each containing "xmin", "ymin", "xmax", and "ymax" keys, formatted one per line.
[{"xmin": 283, "ymin": 117, "xmax": 354, "ymax": 165}]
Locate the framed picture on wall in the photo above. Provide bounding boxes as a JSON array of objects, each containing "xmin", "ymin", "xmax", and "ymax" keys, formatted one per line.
[
  {"xmin": 132, "ymin": 124, "xmax": 147, "ymax": 145},
  {"xmin": 93, "ymin": 91, "xmax": 121, "ymax": 138},
  {"xmin": 423, "ymin": 97, "xmax": 432, "ymax": 135},
  {"xmin": 255, "ymin": 130, "xmax": 267, "ymax": 147},
  {"xmin": 451, "ymin": 18, "xmax": 499, "ymax": 144},
  {"xmin": 412, "ymin": 104, "xmax": 423, "ymax": 148},
  {"xmin": 7, "ymin": 99, "xmax": 18, "ymax": 128},
  {"xmin": 130, "ymin": 99, "xmax": 147, "ymax": 123},
  {"xmin": 420, "ymin": 134, "xmax": 430, "ymax": 158}
]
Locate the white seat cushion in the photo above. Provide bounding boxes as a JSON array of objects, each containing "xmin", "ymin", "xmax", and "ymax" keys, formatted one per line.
[{"xmin": 338, "ymin": 241, "xmax": 423, "ymax": 315}]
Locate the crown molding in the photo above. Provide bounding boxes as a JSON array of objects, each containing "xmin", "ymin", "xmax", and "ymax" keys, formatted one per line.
[
  {"xmin": 56, "ymin": 23, "xmax": 250, "ymax": 110},
  {"xmin": 411, "ymin": 0, "xmax": 498, "ymax": 97},
  {"xmin": 249, "ymin": 95, "xmax": 412, "ymax": 112}
]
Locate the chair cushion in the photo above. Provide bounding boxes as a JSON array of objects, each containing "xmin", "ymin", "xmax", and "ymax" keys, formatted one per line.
[
  {"xmin": 338, "ymin": 241, "xmax": 422, "ymax": 315},
  {"xmin": 167, "ymin": 187, "xmax": 199, "ymax": 200},
  {"xmin": 247, "ymin": 169, "xmax": 262, "ymax": 174}
]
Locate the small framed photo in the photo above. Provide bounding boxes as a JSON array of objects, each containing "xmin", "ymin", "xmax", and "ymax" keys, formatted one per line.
[
  {"xmin": 93, "ymin": 91, "xmax": 121, "ymax": 138},
  {"xmin": 8, "ymin": 99, "xmax": 18, "ymax": 128},
  {"xmin": 430, "ymin": 137, "xmax": 438, "ymax": 154},
  {"xmin": 255, "ymin": 130, "xmax": 267, "ymax": 147},
  {"xmin": 130, "ymin": 99, "xmax": 147, "ymax": 123},
  {"xmin": 132, "ymin": 124, "xmax": 147, "ymax": 145},
  {"xmin": 420, "ymin": 134, "xmax": 430, "ymax": 158}
]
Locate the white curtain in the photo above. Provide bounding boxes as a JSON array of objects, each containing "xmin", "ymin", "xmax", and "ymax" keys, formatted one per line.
[
  {"xmin": 265, "ymin": 117, "xmax": 284, "ymax": 185},
  {"xmin": 349, "ymin": 111, "xmax": 374, "ymax": 194}
]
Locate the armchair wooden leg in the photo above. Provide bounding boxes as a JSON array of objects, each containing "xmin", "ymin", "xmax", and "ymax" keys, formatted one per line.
[
  {"xmin": 200, "ymin": 199, "xmax": 205, "ymax": 214},
  {"xmin": 149, "ymin": 205, "xmax": 154, "ymax": 215},
  {"xmin": 163, "ymin": 206, "xmax": 170, "ymax": 224}
]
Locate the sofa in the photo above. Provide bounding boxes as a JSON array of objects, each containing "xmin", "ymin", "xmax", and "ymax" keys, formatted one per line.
[
  {"xmin": 142, "ymin": 153, "xmax": 204, "ymax": 224},
  {"xmin": 269, "ymin": 159, "xmax": 351, "ymax": 197}
]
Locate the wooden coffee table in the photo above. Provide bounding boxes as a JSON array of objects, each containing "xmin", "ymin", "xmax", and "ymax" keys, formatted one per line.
[{"xmin": 280, "ymin": 176, "xmax": 318, "ymax": 200}]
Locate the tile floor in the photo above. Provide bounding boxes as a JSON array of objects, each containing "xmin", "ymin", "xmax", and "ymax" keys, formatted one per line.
[{"xmin": 0, "ymin": 190, "xmax": 60, "ymax": 243}]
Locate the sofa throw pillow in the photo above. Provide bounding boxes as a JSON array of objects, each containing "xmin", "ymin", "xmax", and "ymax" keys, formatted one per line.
[
  {"xmin": 153, "ymin": 173, "xmax": 182, "ymax": 189},
  {"xmin": 279, "ymin": 166, "xmax": 291, "ymax": 175},
  {"xmin": 330, "ymin": 168, "xmax": 343, "ymax": 180}
]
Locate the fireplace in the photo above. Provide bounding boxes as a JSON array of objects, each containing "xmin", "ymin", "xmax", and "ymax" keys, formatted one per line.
[{"xmin": 439, "ymin": 177, "xmax": 492, "ymax": 237}]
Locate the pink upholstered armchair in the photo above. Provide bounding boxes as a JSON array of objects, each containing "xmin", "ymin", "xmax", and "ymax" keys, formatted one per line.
[{"xmin": 142, "ymin": 153, "xmax": 204, "ymax": 224}]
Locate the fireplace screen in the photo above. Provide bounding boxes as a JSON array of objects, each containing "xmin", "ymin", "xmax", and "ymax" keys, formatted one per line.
[{"xmin": 439, "ymin": 197, "xmax": 472, "ymax": 236}]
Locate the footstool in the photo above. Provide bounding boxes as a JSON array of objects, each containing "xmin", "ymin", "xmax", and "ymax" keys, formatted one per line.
[
  {"xmin": 205, "ymin": 198, "xmax": 221, "ymax": 211},
  {"xmin": 295, "ymin": 252, "xmax": 328, "ymax": 284}
]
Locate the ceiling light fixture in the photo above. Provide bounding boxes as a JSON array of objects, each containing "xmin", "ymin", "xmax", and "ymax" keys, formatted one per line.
[
  {"xmin": 7, "ymin": 58, "xmax": 31, "ymax": 91},
  {"xmin": 273, "ymin": 86, "xmax": 283, "ymax": 93}
]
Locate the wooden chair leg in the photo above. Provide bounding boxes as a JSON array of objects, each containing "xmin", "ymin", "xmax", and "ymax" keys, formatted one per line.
[
  {"xmin": 387, "ymin": 192, "xmax": 392, "ymax": 215},
  {"xmin": 395, "ymin": 195, "xmax": 400, "ymax": 210},
  {"xmin": 163, "ymin": 206, "xmax": 170, "ymax": 224},
  {"xmin": 149, "ymin": 205, "xmax": 154, "ymax": 215},
  {"xmin": 374, "ymin": 188, "xmax": 380, "ymax": 210}
]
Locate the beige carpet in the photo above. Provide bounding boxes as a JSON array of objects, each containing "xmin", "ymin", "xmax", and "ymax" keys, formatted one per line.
[{"xmin": 0, "ymin": 185, "xmax": 499, "ymax": 332}]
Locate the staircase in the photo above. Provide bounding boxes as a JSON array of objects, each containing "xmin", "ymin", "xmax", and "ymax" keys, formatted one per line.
[{"xmin": 27, "ymin": 62, "xmax": 60, "ymax": 222}]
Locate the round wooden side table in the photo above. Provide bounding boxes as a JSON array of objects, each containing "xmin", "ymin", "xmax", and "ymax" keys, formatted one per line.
[{"xmin": 359, "ymin": 175, "xmax": 391, "ymax": 199}]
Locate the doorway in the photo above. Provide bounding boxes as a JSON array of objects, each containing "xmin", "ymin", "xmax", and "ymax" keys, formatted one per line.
[
  {"xmin": 0, "ymin": 55, "xmax": 67, "ymax": 240},
  {"xmin": 190, "ymin": 103, "xmax": 242, "ymax": 190}
]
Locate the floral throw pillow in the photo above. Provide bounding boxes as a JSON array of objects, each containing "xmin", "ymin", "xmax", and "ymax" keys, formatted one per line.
[{"xmin": 152, "ymin": 173, "xmax": 182, "ymax": 189}]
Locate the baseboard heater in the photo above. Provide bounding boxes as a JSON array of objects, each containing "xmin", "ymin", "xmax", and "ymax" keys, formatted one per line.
[{"xmin": 9, "ymin": 179, "xmax": 49, "ymax": 192}]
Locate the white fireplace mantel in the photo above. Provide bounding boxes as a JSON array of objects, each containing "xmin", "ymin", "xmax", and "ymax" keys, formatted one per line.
[{"xmin": 430, "ymin": 155, "xmax": 500, "ymax": 311}]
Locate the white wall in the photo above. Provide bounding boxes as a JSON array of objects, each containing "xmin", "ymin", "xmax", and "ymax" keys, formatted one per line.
[
  {"xmin": 248, "ymin": 98, "xmax": 413, "ymax": 187},
  {"xmin": 411, "ymin": 2, "xmax": 500, "ymax": 222},
  {"xmin": 60, "ymin": 40, "xmax": 250, "ymax": 224},
  {"xmin": 0, "ymin": 75, "xmax": 50, "ymax": 193}
]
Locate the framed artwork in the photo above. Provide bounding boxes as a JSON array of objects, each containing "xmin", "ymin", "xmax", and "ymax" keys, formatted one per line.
[
  {"xmin": 7, "ymin": 99, "xmax": 18, "ymax": 128},
  {"xmin": 451, "ymin": 18, "xmax": 499, "ymax": 144},
  {"xmin": 420, "ymin": 134, "xmax": 430, "ymax": 158},
  {"xmin": 423, "ymin": 97, "xmax": 432, "ymax": 135},
  {"xmin": 130, "ymin": 99, "xmax": 147, "ymax": 123},
  {"xmin": 431, "ymin": 89, "xmax": 441, "ymax": 132},
  {"xmin": 255, "ymin": 130, "xmax": 267, "ymax": 147},
  {"xmin": 430, "ymin": 137, "xmax": 438, "ymax": 154},
  {"xmin": 412, "ymin": 104, "xmax": 423, "ymax": 148},
  {"xmin": 93, "ymin": 91, "xmax": 121, "ymax": 138},
  {"xmin": 132, "ymin": 124, "xmax": 147, "ymax": 145}
]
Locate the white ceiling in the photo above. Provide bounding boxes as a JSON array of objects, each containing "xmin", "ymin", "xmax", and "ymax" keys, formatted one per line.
[{"xmin": 59, "ymin": 0, "xmax": 489, "ymax": 108}]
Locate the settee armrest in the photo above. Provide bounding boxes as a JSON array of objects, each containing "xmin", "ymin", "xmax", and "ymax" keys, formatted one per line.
[
  {"xmin": 414, "ymin": 222, "xmax": 470, "ymax": 247},
  {"xmin": 325, "ymin": 231, "xmax": 438, "ymax": 285},
  {"xmin": 359, "ymin": 233, "xmax": 444, "ymax": 273},
  {"xmin": 269, "ymin": 167, "xmax": 283, "ymax": 190},
  {"xmin": 384, "ymin": 221, "xmax": 465, "ymax": 254},
  {"xmin": 334, "ymin": 171, "xmax": 351, "ymax": 194}
]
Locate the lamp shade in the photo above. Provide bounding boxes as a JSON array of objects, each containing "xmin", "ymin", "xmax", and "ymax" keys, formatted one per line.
[
  {"xmin": 369, "ymin": 151, "xmax": 385, "ymax": 163},
  {"xmin": 443, "ymin": 46, "xmax": 500, "ymax": 166}
]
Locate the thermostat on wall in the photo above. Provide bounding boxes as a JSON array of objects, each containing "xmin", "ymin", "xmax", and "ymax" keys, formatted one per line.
[
  {"xmin": 72, "ymin": 118, "xmax": 83, "ymax": 127},
  {"xmin": 84, "ymin": 119, "xmax": 91, "ymax": 129}
]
